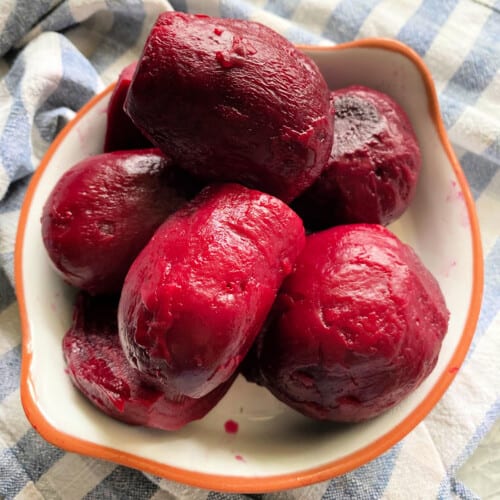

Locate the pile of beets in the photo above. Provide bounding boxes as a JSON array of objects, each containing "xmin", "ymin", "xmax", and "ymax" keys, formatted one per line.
[{"xmin": 42, "ymin": 12, "xmax": 449, "ymax": 431}]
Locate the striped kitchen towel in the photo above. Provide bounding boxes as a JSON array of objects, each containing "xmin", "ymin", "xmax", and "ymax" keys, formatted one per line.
[{"xmin": 1, "ymin": 1, "xmax": 499, "ymax": 498}]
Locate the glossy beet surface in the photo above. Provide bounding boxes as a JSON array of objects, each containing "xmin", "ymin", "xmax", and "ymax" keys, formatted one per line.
[
  {"xmin": 118, "ymin": 183, "xmax": 306, "ymax": 399},
  {"xmin": 63, "ymin": 293, "xmax": 234, "ymax": 431},
  {"xmin": 294, "ymin": 86, "xmax": 421, "ymax": 229},
  {"xmin": 255, "ymin": 224, "xmax": 449, "ymax": 422},
  {"xmin": 125, "ymin": 12, "xmax": 333, "ymax": 203},
  {"xmin": 42, "ymin": 149, "xmax": 189, "ymax": 294},
  {"xmin": 103, "ymin": 62, "xmax": 151, "ymax": 152}
]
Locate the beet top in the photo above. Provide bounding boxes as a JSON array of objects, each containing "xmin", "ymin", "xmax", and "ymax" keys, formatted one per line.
[
  {"xmin": 255, "ymin": 224, "xmax": 449, "ymax": 422},
  {"xmin": 118, "ymin": 183, "xmax": 306, "ymax": 399},
  {"xmin": 294, "ymin": 85, "xmax": 421, "ymax": 229},
  {"xmin": 41, "ymin": 149, "xmax": 190, "ymax": 295},
  {"xmin": 125, "ymin": 12, "xmax": 333, "ymax": 203},
  {"xmin": 103, "ymin": 61, "xmax": 151, "ymax": 153},
  {"xmin": 63, "ymin": 293, "xmax": 234, "ymax": 431}
]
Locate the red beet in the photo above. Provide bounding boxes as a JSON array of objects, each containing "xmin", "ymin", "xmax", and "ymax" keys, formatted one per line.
[
  {"xmin": 293, "ymin": 86, "xmax": 421, "ymax": 228},
  {"xmin": 63, "ymin": 293, "xmax": 233, "ymax": 430},
  {"xmin": 42, "ymin": 149, "xmax": 190, "ymax": 295},
  {"xmin": 103, "ymin": 62, "xmax": 151, "ymax": 152},
  {"xmin": 118, "ymin": 183, "xmax": 306, "ymax": 399},
  {"xmin": 125, "ymin": 12, "xmax": 333, "ymax": 203},
  {"xmin": 254, "ymin": 224, "xmax": 449, "ymax": 422}
]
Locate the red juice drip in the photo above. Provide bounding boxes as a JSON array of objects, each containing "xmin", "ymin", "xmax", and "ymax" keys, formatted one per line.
[{"xmin": 224, "ymin": 419, "xmax": 239, "ymax": 434}]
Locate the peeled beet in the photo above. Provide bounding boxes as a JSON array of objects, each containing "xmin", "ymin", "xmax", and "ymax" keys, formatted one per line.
[
  {"xmin": 125, "ymin": 12, "xmax": 333, "ymax": 202},
  {"xmin": 42, "ymin": 149, "xmax": 190, "ymax": 295},
  {"xmin": 294, "ymin": 86, "xmax": 421, "ymax": 229},
  {"xmin": 103, "ymin": 62, "xmax": 151, "ymax": 152},
  {"xmin": 63, "ymin": 293, "xmax": 233, "ymax": 431},
  {"xmin": 118, "ymin": 183, "xmax": 306, "ymax": 399},
  {"xmin": 254, "ymin": 224, "xmax": 449, "ymax": 422}
]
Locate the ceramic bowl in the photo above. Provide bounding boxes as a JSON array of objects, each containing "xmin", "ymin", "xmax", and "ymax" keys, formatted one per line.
[{"xmin": 16, "ymin": 39, "xmax": 483, "ymax": 492}]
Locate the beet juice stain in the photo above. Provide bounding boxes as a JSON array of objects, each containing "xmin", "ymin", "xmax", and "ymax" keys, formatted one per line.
[{"xmin": 224, "ymin": 419, "xmax": 239, "ymax": 434}]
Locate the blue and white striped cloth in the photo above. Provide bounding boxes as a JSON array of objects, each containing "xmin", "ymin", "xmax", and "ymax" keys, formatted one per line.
[{"xmin": 1, "ymin": 1, "xmax": 499, "ymax": 498}]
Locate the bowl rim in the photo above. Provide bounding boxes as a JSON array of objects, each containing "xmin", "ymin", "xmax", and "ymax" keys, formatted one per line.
[{"xmin": 15, "ymin": 37, "xmax": 484, "ymax": 493}]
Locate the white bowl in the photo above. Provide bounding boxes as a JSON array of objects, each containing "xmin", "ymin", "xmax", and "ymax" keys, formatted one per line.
[{"xmin": 16, "ymin": 39, "xmax": 483, "ymax": 492}]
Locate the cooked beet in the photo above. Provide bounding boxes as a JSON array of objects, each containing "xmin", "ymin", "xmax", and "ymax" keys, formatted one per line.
[
  {"xmin": 63, "ymin": 293, "xmax": 233, "ymax": 431},
  {"xmin": 254, "ymin": 224, "xmax": 449, "ymax": 422},
  {"xmin": 103, "ymin": 62, "xmax": 151, "ymax": 152},
  {"xmin": 124, "ymin": 12, "xmax": 333, "ymax": 203},
  {"xmin": 118, "ymin": 183, "xmax": 306, "ymax": 399},
  {"xmin": 293, "ymin": 86, "xmax": 421, "ymax": 228},
  {"xmin": 41, "ymin": 149, "xmax": 190, "ymax": 295}
]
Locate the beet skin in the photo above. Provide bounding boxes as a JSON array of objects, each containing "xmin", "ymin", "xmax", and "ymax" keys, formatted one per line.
[
  {"xmin": 294, "ymin": 86, "xmax": 421, "ymax": 228},
  {"xmin": 103, "ymin": 62, "xmax": 151, "ymax": 153},
  {"xmin": 42, "ymin": 149, "xmax": 189, "ymax": 295},
  {"xmin": 254, "ymin": 224, "xmax": 449, "ymax": 422},
  {"xmin": 118, "ymin": 183, "xmax": 306, "ymax": 399},
  {"xmin": 63, "ymin": 293, "xmax": 233, "ymax": 431},
  {"xmin": 125, "ymin": 12, "xmax": 333, "ymax": 202}
]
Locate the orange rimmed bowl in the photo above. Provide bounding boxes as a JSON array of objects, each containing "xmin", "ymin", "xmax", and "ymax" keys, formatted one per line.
[{"xmin": 16, "ymin": 39, "xmax": 483, "ymax": 492}]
